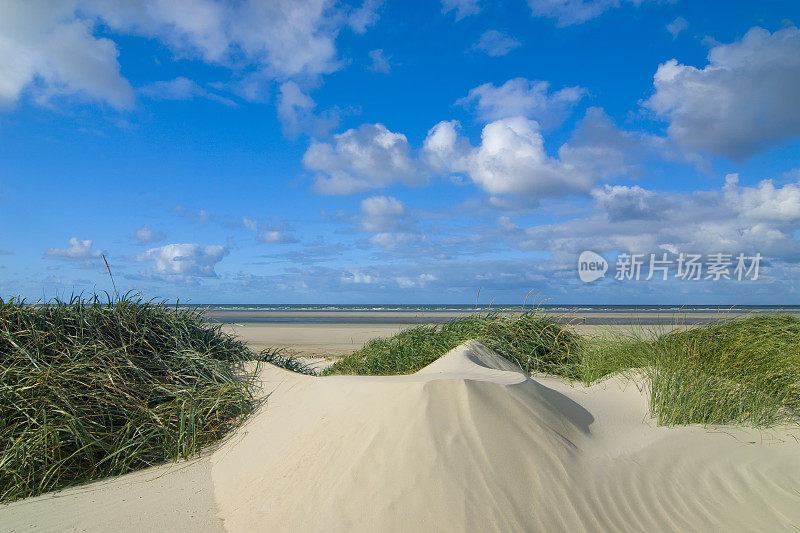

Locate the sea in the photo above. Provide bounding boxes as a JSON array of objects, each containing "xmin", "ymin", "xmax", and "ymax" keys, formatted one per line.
[{"xmin": 192, "ymin": 304, "xmax": 800, "ymax": 325}]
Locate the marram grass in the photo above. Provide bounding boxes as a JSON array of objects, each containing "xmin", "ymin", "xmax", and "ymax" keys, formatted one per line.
[
  {"xmin": 324, "ymin": 312, "xmax": 584, "ymax": 377},
  {"xmin": 321, "ymin": 311, "xmax": 800, "ymax": 427},
  {"xmin": 3, "ymin": 297, "xmax": 798, "ymax": 503},
  {"xmin": 0, "ymin": 295, "xmax": 258, "ymax": 503}
]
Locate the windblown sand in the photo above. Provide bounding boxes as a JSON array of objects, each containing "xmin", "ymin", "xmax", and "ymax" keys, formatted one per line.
[{"xmin": 3, "ymin": 341, "xmax": 799, "ymax": 531}]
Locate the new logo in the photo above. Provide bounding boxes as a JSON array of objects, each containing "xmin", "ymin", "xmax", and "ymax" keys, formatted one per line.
[{"xmin": 578, "ymin": 251, "xmax": 607, "ymax": 283}]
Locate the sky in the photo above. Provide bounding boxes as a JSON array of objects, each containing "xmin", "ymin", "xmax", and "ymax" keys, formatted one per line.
[{"xmin": 1, "ymin": 0, "xmax": 800, "ymax": 304}]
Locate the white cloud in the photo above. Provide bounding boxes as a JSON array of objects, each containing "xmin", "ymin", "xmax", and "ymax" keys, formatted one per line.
[
  {"xmin": 528, "ymin": 0, "xmax": 655, "ymax": 26},
  {"xmin": 591, "ymin": 184, "xmax": 658, "ymax": 221},
  {"xmin": 508, "ymin": 176, "xmax": 800, "ymax": 263},
  {"xmin": 45, "ymin": 237, "xmax": 103, "ymax": 261},
  {"xmin": 0, "ymin": 0, "xmax": 134, "ymax": 109},
  {"xmin": 84, "ymin": 0, "xmax": 365, "ymax": 79},
  {"xmin": 666, "ymin": 16, "xmax": 688, "ymax": 39},
  {"xmin": 368, "ymin": 49, "xmax": 391, "ymax": 73},
  {"xmin": 139, "ymin": 77, "xmax": 234, "ymax": 106},
  {"xmin": 425, "ymin": 110, "xmax": 639, "ymax": 197},
  {"xmin": 359, "ymin": 195, "xmax": 406, "ymax": 232},
  {"xmin": 644, "ymin": 26, "xmax": 800, "ymax": 159},
  {"xmin": 457, "ymin": 78, "xmax": 586, "ymax": 128},
  {"xmin": 305, "ymin": 123, "xmax": 423, "ymax": 194},
  {"xmin": 465, "ymin": 117, "xmax": 596, "ymax": 195},
  {"xmin": 133, "ymin": 224, "xmax": 166, "ymax": 244},
  {"xmin": 472, "ymin": 30, "xmax": 521, "ymax": 57},
  {"xmin": 310, "ymin": 107, "xmax": 647, "ymax": 199},
  {"xmin": 0, "ymin": 0, "xmax": 381, "ymax": 110},
  {"xmin": 141, "ymin": 243, "xmax": 228, "ymax": 277},
  {"xmin": 441, "ymin": 0, "xmax": 481, "ymax": 20}
]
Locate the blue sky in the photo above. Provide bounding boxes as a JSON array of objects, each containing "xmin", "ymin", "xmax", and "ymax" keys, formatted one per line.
[{"xmin": 2, "ymin": 0, "xmax": 800, "ymax": 304}]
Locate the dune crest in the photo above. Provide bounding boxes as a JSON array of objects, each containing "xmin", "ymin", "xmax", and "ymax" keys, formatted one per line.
[{"xmin": 211, "ymin": 341, "xmax": 800, "ymax": 532}]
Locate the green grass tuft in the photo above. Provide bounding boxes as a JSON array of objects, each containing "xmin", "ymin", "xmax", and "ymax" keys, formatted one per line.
[
  {"xmin": 646, "ymin": 315, "xmax": 800, "ymax": 426},
  {"xmin": 0, "ymin": 294, "xmax": 258, "ymax": 503},
  {"xmin": 324, "ymin": 312, "xmax": 583, "ymax": 377},
  {"xmin": 323, "ymin": 311, "xmax": 800, "ymax": 428}
]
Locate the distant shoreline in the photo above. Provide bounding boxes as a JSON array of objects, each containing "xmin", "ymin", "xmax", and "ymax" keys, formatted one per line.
[{"xmin": 205, "ymin": 306, "xmax": 800, "ymax": 325}]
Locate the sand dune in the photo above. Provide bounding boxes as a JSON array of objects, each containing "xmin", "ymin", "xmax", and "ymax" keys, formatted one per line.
[{"xmin": 3, "ymin": 341, "xmax": 800, "ymax": 531}]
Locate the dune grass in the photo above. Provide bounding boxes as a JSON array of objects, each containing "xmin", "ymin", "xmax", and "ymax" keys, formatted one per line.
[
  {"xmin": 0, "ymin": 295, "xmax": 258, "ymax": 503},
  {"xmin": 645, "ymin": 315, "xmax": 800, "ymax": 426},
  {"xmin": 3, "ymin": 295, "xmax": 798, "ymax": 503},
  {"xmin": 322, "ymin": 311, "xmax": 800, "ymax": 427},
  {"xmin": 324, "ymin": 312, "xmax": 584, "ymax": 377}
]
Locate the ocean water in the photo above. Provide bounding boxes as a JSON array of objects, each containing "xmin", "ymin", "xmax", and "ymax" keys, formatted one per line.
[{"xmin": 192, "ymin": 304, "xmax": 800, "ymax": 325}]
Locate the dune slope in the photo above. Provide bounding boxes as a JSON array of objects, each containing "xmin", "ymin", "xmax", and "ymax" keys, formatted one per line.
[{"xmin": 2, "ymin": 340, "xmax": 800, "ymax": 532}]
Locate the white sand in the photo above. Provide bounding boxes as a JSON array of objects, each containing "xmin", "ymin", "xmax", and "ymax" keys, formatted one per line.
[
  {"xmin": 3, "ymin": 341, "xmax": 800, "ymax": 531},
  {"xmin": 220, "ymin": 323, "xmax": 410, "ymax": 356}
]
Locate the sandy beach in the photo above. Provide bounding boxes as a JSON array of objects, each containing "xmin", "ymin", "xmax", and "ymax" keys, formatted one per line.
[
  {"xmin": 221, "ymin": 321, "xmax": 687, "ymax": 358},
  {"xmin": 3, "ymin": 340, "xmax": 799, "ymax": 531}
]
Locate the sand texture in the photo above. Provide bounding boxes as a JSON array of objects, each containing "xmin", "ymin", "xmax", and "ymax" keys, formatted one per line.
[{"xmin": 3, "ymin": 340, "xmax": 800, "ymax": 531}]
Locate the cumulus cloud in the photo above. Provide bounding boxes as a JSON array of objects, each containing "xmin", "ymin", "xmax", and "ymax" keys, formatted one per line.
[
  {"xmin": 140, "ymin": 243, "xmax": 228, "ymax": 277},
  {"xmin": 309, "ymin": 107, "xmax": 649, "ymax": 199},
  {"xmin": 528, "ymin": 0, "xmax": 655, "ymax": 26},
  {"xmin": 0, "ymin": 0, "xmax": 134, "ymax": 109},
  {"xmin": 424, "ymin": 109, "xmax": 643, "ymax": 197},
  {"xmin": 441, "ymin": 0, "xmax": 481, "ymax": 20},
  {"xmin": 0, "ymin": 0, "xmax": 381, "ymax": 110},
  {"xmin": 139, "ymin": 77, "xmax": 234, "ymax": 106},
  {"xmin": 471, "ymin": 31, "xmax": 521, "ymax": 57},
  {"xmin": 644, "ymin": 26, "xmax": 800, "ymax": 159},
  {"xmin": 132, "ymin": 224, "xmax": 166, "ymax": 244},
  {"xmin": 368, "ymin": 49, "xmax": 391, "ymax": 73},
  {"xmin": 304, "ymin": 123, "xmax": 423, "ymax": 194},
  {"xmin": 44, "ymin": 237, "xmax": 103, "ymax": 262},
  {"xmin": 506, "ymin": 175, "xmax": 800, "ymax": 264},
  {"xmin": 457, "ymin": 78, "xmax": 586, "ymax": 128}
]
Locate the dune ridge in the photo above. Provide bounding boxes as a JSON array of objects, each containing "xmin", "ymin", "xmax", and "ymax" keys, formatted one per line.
[{"xmin": 3, "ymin": 340, "xmax": 800, "ymax": 531}]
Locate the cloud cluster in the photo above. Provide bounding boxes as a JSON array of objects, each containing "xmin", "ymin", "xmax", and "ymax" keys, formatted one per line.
[
  {"xmin": 0, "ymin": 0, "xmax": 380, "ymax": 111},
  {"xmin": 504, "ymin": 175, "xmax": 800, "ymax": 265},
  {"xmin": 645, "ymin": 26, "xmax": 800, "ymax": 159},
  {"xmin": 306, "ymin": 105, "xmax": 648, "ymax": 198},
  {"xmin": 0, "ymin": 0, "xmax": 134, "ymax": 109},
  {"xmin": 141, "ymin": 243, "xmax": 228, "ymax": 277},
  {"xmin": 45, "ymin": 237, "xmax": 103, "ymax": 262},
  {"xmin": 305, "ymin": 123, "xmax": 423, "ymax": 194}
]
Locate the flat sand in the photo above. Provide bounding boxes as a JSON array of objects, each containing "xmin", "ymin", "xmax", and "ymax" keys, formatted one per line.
[
  {"xmin": 3, "ymin": 341, "xmax": 799, "ymax": 532},
  {"xmin": 221, "ymin": 322, "xmax": 685, "ymax": 359},
  {"xmin": 220, "ymin": 323, "xmax": 410, "ymax": 356}
]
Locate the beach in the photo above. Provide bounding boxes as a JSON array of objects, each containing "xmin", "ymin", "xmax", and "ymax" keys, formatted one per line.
[{"xmin": 4, "ymin": 339, "xmax": 799, "ymax": 531}]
